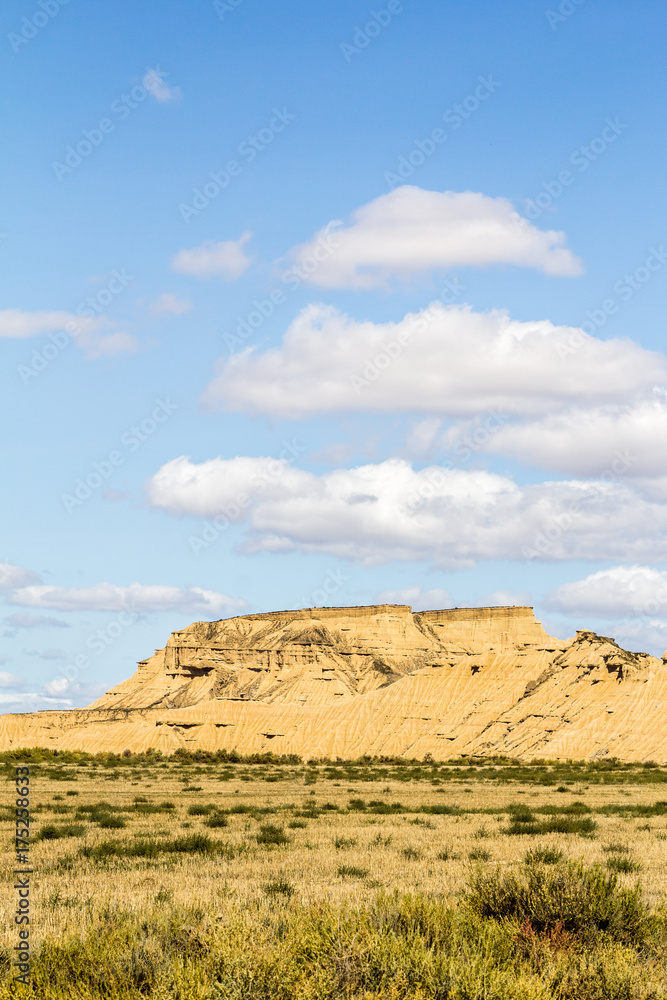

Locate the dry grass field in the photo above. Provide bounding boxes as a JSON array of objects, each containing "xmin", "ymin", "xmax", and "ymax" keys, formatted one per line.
[{"xmin": 4, "ymin": 751, "xmax": 667, "ymax": 998}]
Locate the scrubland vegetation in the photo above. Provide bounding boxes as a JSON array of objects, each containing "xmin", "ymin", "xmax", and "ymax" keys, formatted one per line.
[{"xmin": 4, "ymin": 749, "xmax": 667, "ymax": 997}]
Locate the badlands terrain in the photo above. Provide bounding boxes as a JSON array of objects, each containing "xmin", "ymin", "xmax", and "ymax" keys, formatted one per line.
[{"xmin": 2, "ymin": 603, "xmax": 667, "ymax": 761}]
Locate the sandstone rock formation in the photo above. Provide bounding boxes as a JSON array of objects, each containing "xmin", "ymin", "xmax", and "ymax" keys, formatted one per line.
[{"xmin": 2, "ymin": 604, "xmax": 667, "ymax": 761}]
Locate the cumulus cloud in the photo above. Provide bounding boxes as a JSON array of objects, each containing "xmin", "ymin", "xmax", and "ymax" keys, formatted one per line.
[
  {"xmin": 143, "ymin": 67, "xmax": 180, "ymax": 102},
  {"xmin": 146, "ymin": 455, "xmax": 310, "ymax": 518},
  {"xmin": 0, "ymin": 671, "xmax": 24, "ymax": 688},
  {"xmin": 171, "ymin": 234, "xmax": 252, "ymax": 281},
  {"xmin": 464, "ymin": 393, "xmax": 667, "ymax": 477},
  {"xmin": 147, "ymin": 456, "xmax": 667, "ymax": 568},
  {"xmin": 0, "ymin": 564, "xmax": 245, "ymax": 620},
  {"xmin": 281, "ymin": 187, "xmax": 582, "ymax": 289},
  {"xmin": 0, "ymin": 564, "xmax": 41, "ymax": 593},
  {"xmin": 9, "ymin": 582, "xmax": 246, "ymax": 618},
  {"xmin": 150, "ymin": 293, "xmax": 193, "ymax": 315},
  {"xmin": 546, "ymin": 566, "xmax": 667, "ymax": 619},
  {"xmin": 202, "ymin": 302, "xmax": 665, "ymax": 419},
  {"xmin": 0, "ymin": 309, "xmax": 137, "ymax": 357}
]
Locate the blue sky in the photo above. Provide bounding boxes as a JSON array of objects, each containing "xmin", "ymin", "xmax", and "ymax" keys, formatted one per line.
[{"xmin": 2, "ymin": 0, "xmax": 667, "ymax": 709}]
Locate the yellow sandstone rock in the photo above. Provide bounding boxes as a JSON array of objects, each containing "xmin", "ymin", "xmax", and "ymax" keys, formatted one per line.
[{"xmin": 2, "ymin": 604, "xmax": 667, "ymax": 761}]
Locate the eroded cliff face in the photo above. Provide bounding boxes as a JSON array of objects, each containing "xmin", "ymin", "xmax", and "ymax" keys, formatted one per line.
[
  {"xmin": 2, "ymin": 604, "xmax": 666, "ymax": 761},
  {"xmin": 86, "ymin": 604, "xmax": 555, "ymax": 712}
]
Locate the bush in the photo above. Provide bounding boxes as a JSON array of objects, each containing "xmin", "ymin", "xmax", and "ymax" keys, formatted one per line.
[
  {"xmin": 467, "ymin": 860, "xmax": 647, "ymax": 943},
  {"xmin": 256, "ymin": 824, "xmax": 290, "ymax": 846},
  {"xmin": 337, "ymin": 865, "xmax": 368, "ymax": 878},
  {"xmin": 98, "ymin": 815, "xmax": 126, "ymax": 829},
  {"xmin": 606, "ymin": 856, "xmax": 642, "ymax": 874},
  {"xmin": 35, "ymin": 823, "xmax": 85, "ymax": 840},
  {"xmin": 263, "ymin": 878, "xmax": 295, "ymax": 898},
  {"xmin": 204, "ymin": 815, "xmax": 229, "ymax": 828},
  {"xmin": 524, "ymin": 846, "xmax": 564, "ymax": 865},
  {"xmin": 188, "ymin": 804, "xmax": 215, "ymax": 816},
  {"xmin": 333, "ymin": 836, "xmax": 357, "ymax": 849}
]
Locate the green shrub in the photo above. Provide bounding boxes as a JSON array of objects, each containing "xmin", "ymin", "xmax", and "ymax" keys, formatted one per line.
[
  {"xmin": 263, "ymin": 878, "xmax": 295, "ymax": 898},
  {"xmin": 467, "ymin": 860, "xmax": 647, "ymax": 943},
  {"xmin": 187, "ymin": 804, "xmax": 215, "ymax": 815},
  {"xmin": 287, "ymin": 819, "xmax": 307, "ymax": 829},
  {"xmin": 257, "ymin": 824, "xmax": 290, "ymax": 846},
  {"xmin": 337, "ymin": 865, "xmax": 368, "ymax": 878},
  {"xmin": 469, "ymin": 848, "xmax": 492, "ymax": 861},
  {"xmin": 204, "ymin": 814, "xmax": 229, "ymax": 828},
  {"xmin": 35, "ymin": 823, "xmax": 85, "ymax": 840},
  {"xmin": 401, "ymin": 846, "xmax": 422, "ymax": 860},
  {"xmin": 606, "ymin": 856, "xmax": 642, "ymax": 874},
  {"xmin": 603, "ymin": 841, "xmax": 630, "ymax": 854},
  {"xmin": 98, "ymin": 815, "xmax": 126, "ymax": 829},
  {"xmin": 525, "ymin": 846, "xmax": 564, "ymax": 865},
  {"xmin": 333, "ymin": 836, "xmax": 357, "ymax": 849}
]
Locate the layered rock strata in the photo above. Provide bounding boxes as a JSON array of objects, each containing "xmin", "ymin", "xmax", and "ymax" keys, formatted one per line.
[{"xmin": 2, "ymin": 604, "xmax": 666, "ymax": 761}]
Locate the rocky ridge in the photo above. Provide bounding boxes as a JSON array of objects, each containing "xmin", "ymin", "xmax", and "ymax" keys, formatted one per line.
[{"xmin": 2, "ymin": 604, "xmax": 667, "ymax": 761}]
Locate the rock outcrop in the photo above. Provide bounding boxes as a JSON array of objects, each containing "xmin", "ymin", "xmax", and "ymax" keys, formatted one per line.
[{"xmin": 2, "ymin": 604, "xmax": 667, "ymax": 761}]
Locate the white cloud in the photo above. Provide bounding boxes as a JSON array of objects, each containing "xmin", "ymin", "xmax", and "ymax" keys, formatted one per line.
[
  {"xmin": 546, "ymin": 566, "xmax": 667, "ymax": 619},
  {"xmin": 202, "ymin": 302, "xmax": 665, "ymax": 419},
  {"xmin": 0, "ymin": 692, "xmax": 73, "ymax": 706},
  {"xmin": 143, "ymin": 67, "xmax": 180, "ymax": 102},
  {"xmin": 0, "ymin": 564, "xmax": 41, "ymax": 593},
  {"xmin": 146, "ymin": 455, "xmax": 310, "ymax": 518},
  {"xmin": 147, "ymin": 456, "xmax": 667, "ymax": 568},
  {"xmin": 44, "ymin": 677, "xmax": 78, "ymax": 697},
  {"xmin": 281, "ymin": 187, "xmax": 582, "ymax": 289},
  {"xmin": 487, "ymin": 396, "xmax": 667, "ymax": 477},
  {"xmin": 377, "ymin": 586, "xmax": 452, "ymax": 610},
  {"xmin": 171, "ymin": 234, "xmax": 252, "ymax": 281},
  {"xmin": 9, "ymin": 582, "xmax": 246, "ymax": 618},
  {"xmin": 150, "ymin": 293, "xmax": 193, "ymax": 315},
  {"xmin": 0, "ymin": 309, "xmax": 80, "ymax": 340},
  {"xmin": 0, "ymin": 671, "xmax": 24, "ymax": 688},
  {"xmin": 0, "ymin": 309, "xmax": 137, "ymax": 357}
]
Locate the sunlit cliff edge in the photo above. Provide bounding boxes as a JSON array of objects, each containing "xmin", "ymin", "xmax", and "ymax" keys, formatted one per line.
[{"xmin": 2, "ymin": 604, "xmax": 667, "ymax": 761}]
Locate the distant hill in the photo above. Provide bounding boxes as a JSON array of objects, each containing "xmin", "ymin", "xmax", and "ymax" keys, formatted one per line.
[{"xmin": 2, "ymin": 604, "xmax": 667, "ymax": 761}]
